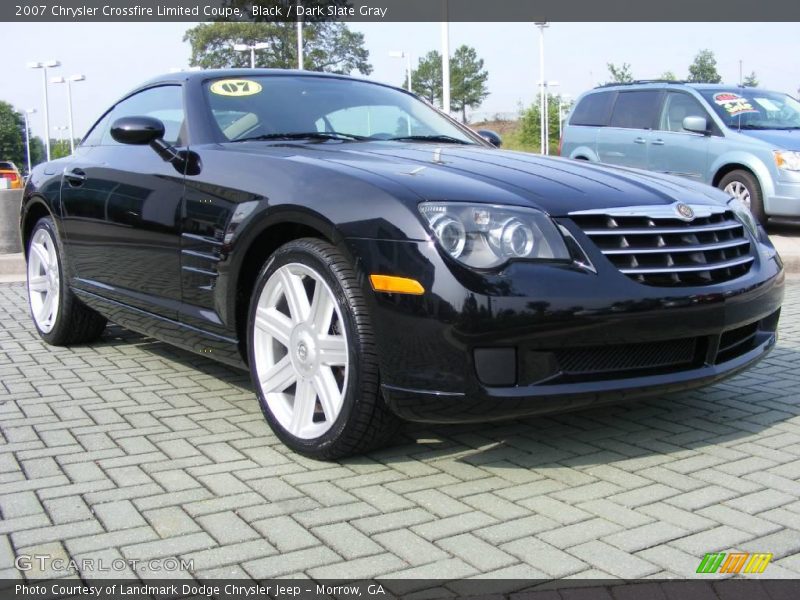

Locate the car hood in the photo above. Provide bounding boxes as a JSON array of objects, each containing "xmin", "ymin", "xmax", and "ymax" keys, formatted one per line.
[
  {"xmin": 737, "ymin": 129, "xmax": 800, "ymax": 151},
  {"xmin": 225, "ymin": 141, "xmax": 730, "ymax": 216}
]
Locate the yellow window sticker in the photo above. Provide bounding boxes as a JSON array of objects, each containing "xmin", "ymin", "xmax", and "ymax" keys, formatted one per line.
[{"xmin": 210, "ymin": 79, "xmax": 262, "ymax": 97}]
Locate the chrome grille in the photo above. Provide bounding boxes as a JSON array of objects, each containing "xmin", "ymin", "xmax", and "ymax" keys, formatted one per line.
[{"xmin": 569, "ymin": 203, "xmax": 754, "ymax": 286}]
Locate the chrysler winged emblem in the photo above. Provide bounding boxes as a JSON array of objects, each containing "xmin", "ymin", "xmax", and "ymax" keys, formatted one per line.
[{"xmin": 675, "ymin": 203, "xmax": 695, "ymax": 221}]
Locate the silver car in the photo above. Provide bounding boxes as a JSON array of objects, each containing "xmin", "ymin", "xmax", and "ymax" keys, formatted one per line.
[{"xmin": 560, "ymin": 82, "xmax": 800, "ymax": 223}]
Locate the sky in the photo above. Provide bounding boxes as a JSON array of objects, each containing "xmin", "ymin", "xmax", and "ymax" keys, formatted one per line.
[{"xmin": 2, "ymin": 21, "xmax": 799, "ymax": 140}]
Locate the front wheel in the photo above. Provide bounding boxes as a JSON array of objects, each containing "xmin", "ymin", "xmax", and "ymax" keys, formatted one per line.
[
  {"xmin": 247, "ymin": 238, "xmax": 399, "ymax": 459},
  {"xmin": 719, "ymin": 170, "xmax": 766, "ymax": 225},
  {"xmin": 27, "ymin": 217, "xmax": 107, "ymax": 345}
]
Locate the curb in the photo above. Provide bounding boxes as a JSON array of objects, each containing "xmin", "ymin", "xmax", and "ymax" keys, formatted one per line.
[{"xmin": 0, "ymin": 253, "xmax": 25, "ymax": 283}]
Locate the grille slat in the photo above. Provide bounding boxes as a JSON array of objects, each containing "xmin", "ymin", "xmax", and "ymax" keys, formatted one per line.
[{"xmin": 570, "ymin": 204, "xmax": 754, "ymax": 287}]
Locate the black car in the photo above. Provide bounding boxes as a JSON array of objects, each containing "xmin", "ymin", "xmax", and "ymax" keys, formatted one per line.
[{"xmin": 21, "ymin": 69, "xmax": 784, "ymax": 458}]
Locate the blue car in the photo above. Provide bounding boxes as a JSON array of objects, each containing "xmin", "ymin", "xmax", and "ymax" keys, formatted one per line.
[{"xmin": 561, "ymin": 82, "xmax": 800, "ymax": 223}]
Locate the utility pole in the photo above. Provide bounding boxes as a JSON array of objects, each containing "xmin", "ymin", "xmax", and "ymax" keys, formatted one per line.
[{"xmin": 535, "ymin": 22, "xmax": 549, "ymax": 155}]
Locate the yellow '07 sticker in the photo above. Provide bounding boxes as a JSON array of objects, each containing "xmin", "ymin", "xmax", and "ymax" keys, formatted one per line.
[{"xmin": 209, "ymin": 79, "xmax": 262, "ymax": 97}]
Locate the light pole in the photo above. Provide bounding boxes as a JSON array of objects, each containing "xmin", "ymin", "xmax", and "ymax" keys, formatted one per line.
[
  {"xmin": 534, "ymin": 22, "xmax": 548, "ymax": 155},
  {"xmin": 297, "ymin": 18, "xmax": 304, "ymax": 69},
  {"xmin": 538, "ymin": 80, "xmax": 559, "ymax": 155},
  {"xmin": 27, "ymin": 60, "xmax": 61, "ymax": 161},
  {"xmin": 233, "ymin": 43, "xmax": 269, "ymax": 68},
  {"xmin": 441, "ymin": 21, "xmax": 451, "ymax": 113},
  {"xmin": 51, "ymin": 74, "xmax": 85, "ymax": 154},
  {"xmin": 23, "ymin": 109, "xmax": 36, "ymax": 175},
  {"xmin": 389, "ymin": 51, "xmax": 412, "ymax": 91}
]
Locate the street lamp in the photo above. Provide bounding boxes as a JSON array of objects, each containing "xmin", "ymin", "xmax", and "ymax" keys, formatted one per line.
[
  {"xmin": 389, "ymin": 51, "xmax": 413, "ymax": 92},
  {"xmin": 534, "ymin": 22, "xmax": 549, "ymax": 155},
  {"xmin": 27, "ymin": 60, "xmax": 60, "ymax": 161},
  {"xmin": 22, "ymin": 109, "xmax": 36, "ymax": 175},
  {"xmin": 51, "ymin": 74, "xmax": 85, "ymax": 154},
  {"xmin": 537, "ymin": 80, "xmax": 559, "ymax": 155},
  {"xmin": 233, "ymin": 42, "xmax": 269, "ymax": 68},
  {"xmin": 297, "ymin": 18, "xmax": 304, "ymax": 69}
]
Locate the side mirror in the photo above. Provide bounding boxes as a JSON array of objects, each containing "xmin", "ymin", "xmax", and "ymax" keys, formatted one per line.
[
  {"xmin": 682, "ymin": 116, "xmax": 709, "ymax": 135},
  {"xmin": 110, "ymin": 116, "xmax": 165, "ymax": 145},
  {"xmin": 476, "ymin": 129, "xmax": 502, "ymax": 148}
]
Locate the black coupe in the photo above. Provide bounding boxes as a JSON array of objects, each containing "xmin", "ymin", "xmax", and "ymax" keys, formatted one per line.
[{"xmin": 21, "ymin": 70, "xmax": 784, "ymax": 457}]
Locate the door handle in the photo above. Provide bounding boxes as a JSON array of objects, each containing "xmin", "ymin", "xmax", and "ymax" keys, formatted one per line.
[
  {"xmin": 652, "ymin": 139, "xmax": 665, "ymax": 146},
  {"xmin": 64, "ymin": 168, "xmax": 86, "ymax": 186},
  {"xmin": 633, "ymin": 137, "xmax": 647, "ymax": 144}
]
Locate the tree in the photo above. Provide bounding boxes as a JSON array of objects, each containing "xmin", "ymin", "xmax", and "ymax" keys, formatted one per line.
[
  {"xmin": 411, "ymin": 50, "xmax": 442, "ymax": 105},
  {"xmin": 519, "ymin": 94, "xmax": 571, "ymax": 154},
  {"xmin": 743, "ymin": 71, "xmax": 759, "ymax": 87},
  {"xmin": 183, "ymin": 22, "xmax": 372, "ymax": 75},
  {"xmin": 449, "ymin": 45, "xmax": 489, "ymax": 122},
  {"xmin": 0, "ymin": 101, "xmax": 25, "ymax": 168},
  {"xmin": 688, "ymin": 49, "xmax": 722, "ymax": 83},
  {"xmin": 660, "ymin": 71, "xmax": 678, "ymax": 81},
  {"xmin": 607, "ymin": 63, "xmax": 633, "ymax": 84}
]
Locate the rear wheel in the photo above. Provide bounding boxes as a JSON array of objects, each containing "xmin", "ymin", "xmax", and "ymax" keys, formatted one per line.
[
  {"xmin": 247, "ymin": 238, "xmax": 399, "ymax": 459},
  {"xmin": 27, "ymin": 217, "xmax": 107, "ymax": 345},
  {"xmin": 719, "ymin": 169, "xmax": 766, "ymax": 225}
]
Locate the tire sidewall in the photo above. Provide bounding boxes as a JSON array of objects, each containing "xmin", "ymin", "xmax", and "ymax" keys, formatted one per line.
[{"xmin": 247, "ymin": 240, "xmax": 368, "ymax": 455}]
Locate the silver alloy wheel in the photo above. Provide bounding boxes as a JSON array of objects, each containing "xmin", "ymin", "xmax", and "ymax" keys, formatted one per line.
[
  {"xmin": 724, "ymin": 180, "xmax": 751, "ymax": 210},
  {"xmin": 27, "ymin": 228, "xmax": 60, "ymax": 334},
  {"xmin": 253, "ymin": 263, "xmax": 349, "ymax": 440}
]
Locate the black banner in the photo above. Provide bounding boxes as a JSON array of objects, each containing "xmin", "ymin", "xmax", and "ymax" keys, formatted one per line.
[
  {"xmin": 5, "ymin": 0, "xmax": 800, "ymax": 22},
  {"xmin": 4, "ymin": 579, "xmax": 800, "ymax": 600}
]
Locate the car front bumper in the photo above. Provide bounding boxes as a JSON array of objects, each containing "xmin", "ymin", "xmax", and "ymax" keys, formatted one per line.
[
  {"xmin": 766, "ymin": 178, "xmax": 800, "ymax": 217},
  {"xmin": 346, "ymin": 228, "xmax": 784, "ymax": 424}
]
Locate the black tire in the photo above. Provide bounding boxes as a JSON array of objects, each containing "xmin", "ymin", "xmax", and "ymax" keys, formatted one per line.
[
  {"xmin": 247, "ymin": 238, "xmax": 400, "ymax": 459},
  {"xmin": 26, "ymin": 217, "xmax": 107, "ymax": 345},
  {"xmin": 718, "ymin": 170, "xmax": 766, "ymax": 225}
]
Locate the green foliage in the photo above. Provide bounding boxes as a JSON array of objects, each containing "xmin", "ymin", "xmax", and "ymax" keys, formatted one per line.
[
  {"xmin": 411, "ymin": 50, "xmax": 442, "ymax": 105},
  {"xmin": 450, "ymin": 45, "xmax": 489, "ymax": 122},
  {"xmin": 518, "ymin": 95, "xmax": 572, "ymax": 154},
  {"xmin": 0, "ymin": 101, "xmax": 25, "ymax": 168},
  {"xmin": 607, "ymin": 63, "xmax": 633, "ymax": 84},
  {"xmin": 742, "ymin": 71, "xmax": 759, "ymax": 87},
  {"xmin": 28, "ymin": 136, "xmax": 45, "ymax": 168},
  {"xmin": 50, "ymin": 139, "xmax": 71, "ymax": 160},
  {"xmin": 660, "ymin": 71, "xmax": 678, "ymax": 81},
  {"xmin": 688, "ymin": 49, "xmax": 722, "ymax": 83},
  {"xmin": 183, "ymin": 22, "xmax": 372, "ymax": 75}
]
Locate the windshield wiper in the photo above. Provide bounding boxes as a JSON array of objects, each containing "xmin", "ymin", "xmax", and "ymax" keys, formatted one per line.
[
  {"xmin": 387, "ymin": 135, "xmax": 474, "ymax": 145},
  {"xmin": 232, "ymin": 131, "xmax": 367, "ymax": 142}
]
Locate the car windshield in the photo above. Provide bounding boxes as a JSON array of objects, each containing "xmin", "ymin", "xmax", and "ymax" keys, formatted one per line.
[
  {"xmin": 204, "ymin": 75, "xmax": 478, "ymax": 144},
  {"xmin": 699, "ymin": 89, "xmax": 800, "ymax": 130}
]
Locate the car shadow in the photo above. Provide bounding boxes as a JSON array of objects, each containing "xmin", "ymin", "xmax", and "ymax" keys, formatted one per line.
[{"xmin": 93, "ymin": 324, "xmax": 798, "ymax": 470}]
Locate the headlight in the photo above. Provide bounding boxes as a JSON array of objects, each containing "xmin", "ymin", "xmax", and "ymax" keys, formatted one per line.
[
  {"xmin": 727, "ymin": 197, "xmax": 758, "ymax": 237},
  {"xmin": 419, "ymin": 202, "xmax": 570, "ymax": 268},
  {"xmin": 774, "ymin": 150, "xmax": 800, "ymax": 171}
]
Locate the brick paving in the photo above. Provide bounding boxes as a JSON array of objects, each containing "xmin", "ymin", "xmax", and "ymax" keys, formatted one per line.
[{"xmin": 1, "ymin": 280, "xmax": 799, "ymax": 580}]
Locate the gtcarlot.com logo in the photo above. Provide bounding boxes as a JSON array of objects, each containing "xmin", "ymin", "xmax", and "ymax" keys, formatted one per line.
[
  {"xmin": 15, "ymin": 555, "xmax": 193, "ymax": 573},
  {"xmin": 696, "ymin": 552, "xmax": 773, "ymax": 574}
]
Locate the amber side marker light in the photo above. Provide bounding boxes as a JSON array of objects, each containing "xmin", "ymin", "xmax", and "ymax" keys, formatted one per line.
[{"xmin": 369, "ymin": 274, "xmax": 425, "ymax": 295}]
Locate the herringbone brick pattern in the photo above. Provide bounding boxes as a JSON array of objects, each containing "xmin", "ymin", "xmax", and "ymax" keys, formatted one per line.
[{"xmin": 1, "ymin": 280, "xmax": 799, "ymax": 579}]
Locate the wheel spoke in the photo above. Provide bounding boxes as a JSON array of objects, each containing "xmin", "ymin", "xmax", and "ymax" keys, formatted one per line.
[
  {"xmin": 309, "ymin": 282, "xmax": 335, "ymax": 334},
  {"xmin": 280, "ymin": 269, "xmax": 310, "ymax": 322},
  {"xmin": 32, "ymin": 244, "xmax": 49, "ymax": 269},
  {"xmin": 38, "ymin": 293, "xmax": 54, "ymax": 324},
  {"xmin": 259, "ymin": 356, "xmax": 296, "ymax": 394},
  {"xmin": 289, "ymin": 379, "xmax": 317, "ymax": 435},
  {"xmin": 318, "ymin": 335, "xmax": 348, "ymax": 367},
  {"xmin": 254, "ymin": 306, "xmax": 292, "ymax": 346},
  {"xmin": 45, "ymin": 238, "xmax": 57, "ymax": 269},
  {"xmin": 28, "ymin": 276, "xmax": 48, "ymax": 293},
  {"xmin": 314, "ymin": 367, "xmax": 343, "ymax": 422}
]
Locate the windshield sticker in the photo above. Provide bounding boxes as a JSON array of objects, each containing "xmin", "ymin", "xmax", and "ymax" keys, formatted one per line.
[
  {"xmin": 753, "ymin": 97, "xmax": 780, "ymax": 112},
  {"xmin": 210, "ymin": 79, "xmax": 263, "ymax": 97},
  {"xmin": 713, "ymin": 92, "xmax": 759, "ymax": 116}
]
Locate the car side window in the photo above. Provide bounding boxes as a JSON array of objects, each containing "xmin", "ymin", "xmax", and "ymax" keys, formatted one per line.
[
  {"xmin": 609, "ymin": 91, "xmax": 662, "ymax": 130},
  {"xmin": 97, "ymin": 85, "xmax": 185, "ymax": 147},
  {"xmin": 659, "ymin": 92, "xmax": 709, "ymax": 132},
  {"xmin": 570, "ymin": 92, "xmax": 615, "ymax": 126}
]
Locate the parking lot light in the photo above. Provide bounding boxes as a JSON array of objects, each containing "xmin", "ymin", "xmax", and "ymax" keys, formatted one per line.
[
  {"xmin": 27, "ymin": 60, "xmax": 61, "ymax": 161},
  {"xmin": 233, "ymin": 42, "xmax": 269, "ymax": 68},
  {"xmin": 389, "ymin": 51, "xmax": 413, "ymax": 92},
  {"xmin": 51, "ymin": 74, "xmax": 85, "ymax": 154},
  {"xmin": 22, "ymin": 109, "xmax": 36, "ymax": 174},
  {"xmin": 534, "ymin": 22, "xmax": 549, "ymax": 155}
]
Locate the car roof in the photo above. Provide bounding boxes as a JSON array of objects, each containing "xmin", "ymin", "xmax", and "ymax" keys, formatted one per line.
[{"xmin": 590, "ymin": 81, "xmax": 777, "ymax": 94}]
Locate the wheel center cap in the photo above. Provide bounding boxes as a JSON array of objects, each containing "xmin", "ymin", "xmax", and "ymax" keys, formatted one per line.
[{"xmin": 289, "ymin": 325, "xmax": 317, "ymax": 378}]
